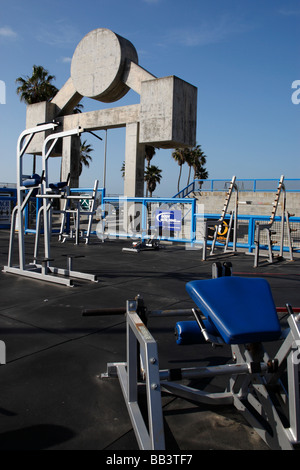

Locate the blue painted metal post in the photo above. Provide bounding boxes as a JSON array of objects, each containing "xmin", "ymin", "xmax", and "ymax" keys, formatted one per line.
[
  {"xmin": 142, "ymin": 199, "xmax": 147, "ymax": 241},
  {"xmin": 190, "ymin": 198, "xmax": 196, "ymax": 246},
  {"xmin": 247, "ymin": 217, "xmax": 256, "ymax": 253}
]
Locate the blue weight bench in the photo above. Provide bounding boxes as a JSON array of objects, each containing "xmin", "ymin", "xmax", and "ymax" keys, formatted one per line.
[
  {"xmin": 176, "ymin": 277, "xmax": 282, "ymax": 345},
  {"xmin": 104, "ymin": 275, "xmax": 300, "ymax": 450},
  {"xmin": 22, "ymin": 173, "xmax": 42, "ymax": 187},
  {"xmin": 22, "ymin": 173, "xmax": 42, "ymax": 197},
  {"xmin": 22, "ymin": 173, "xmax": 68, "ymax": 196},
  {"xmin": 48, "ymin": 181, "xmax": 69, "ymax": 192}
]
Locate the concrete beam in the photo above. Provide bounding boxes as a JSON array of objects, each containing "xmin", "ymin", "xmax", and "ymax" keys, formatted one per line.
[
  {"xmin": 57, "ymin": 104, "xmax": 140, "ymax": 132},
  {"xmin": 50, "ymin": 58, "xmax": 155, "ymax": 118},
  {"xmin": 51, "ymin": 77, "xmax": 83, "ymax": 116},
  {"xmin": 122, "ymin": 60, "xmax": 156, "ymax": 95}
]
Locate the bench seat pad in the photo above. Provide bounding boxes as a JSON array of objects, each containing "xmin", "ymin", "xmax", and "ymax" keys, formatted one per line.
[
  {"xmin": 23, "ymin": 174, "xmax": 41, "ymax": 187},
  {"xmin": 175, "ymin": 319, "xmax": 219, "ymax": 345},
  {"xmin": 186, "ymin": 277, "xmax": 281, "ymax": 344}
]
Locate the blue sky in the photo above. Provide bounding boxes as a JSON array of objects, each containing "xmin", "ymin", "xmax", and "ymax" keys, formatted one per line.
[{"xmin": 0, "ymin": 0, "xmax": 299, "ymax": 196}]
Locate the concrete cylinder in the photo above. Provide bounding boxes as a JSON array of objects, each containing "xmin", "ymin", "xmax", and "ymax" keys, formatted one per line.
[{"xmin": 71, "ymin": 28, "xmax": 138, "ymax": 103}]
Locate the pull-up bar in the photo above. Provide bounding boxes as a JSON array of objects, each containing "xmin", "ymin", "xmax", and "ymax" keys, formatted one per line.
[{"xmin": 3, "ymin": 124, "xmax": 99, "ymax": 286}]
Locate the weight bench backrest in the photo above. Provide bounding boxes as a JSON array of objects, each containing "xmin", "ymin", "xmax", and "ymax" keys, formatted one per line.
[
  {"xmin": 186, "ymin": 277, "xmax": 281, "ymax": 344},
  {"xmin": 22, "ymin": 174, "xmax": 41, "ymax": 187}
]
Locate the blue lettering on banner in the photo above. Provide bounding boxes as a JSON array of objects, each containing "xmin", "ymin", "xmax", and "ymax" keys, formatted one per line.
[{"xmin": 155, "ymin": 209, "xmax": 182, "ymax": 231}]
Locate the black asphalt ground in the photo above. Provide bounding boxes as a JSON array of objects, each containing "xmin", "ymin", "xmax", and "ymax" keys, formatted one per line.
[{"xmin": 0, "ymin": 229, "xmax": 299, "ymax": 452}]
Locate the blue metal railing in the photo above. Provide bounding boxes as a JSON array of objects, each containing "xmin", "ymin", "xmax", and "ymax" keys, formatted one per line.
[
  {"xmin": 174, "ymin": 178, "xmax": 300, "ymax": 198},
  {"xmin": 0, "ymin": 188, "xmax": 17, "ymax": 228},
  {"xmin": 101, "ymin": 196, "xmax": 300, "ymax": 253},
  {"xmin": 101, "ymin": 196, "xmax": 196, "ymax": 244},
  {"xmin": 193, "ymin": 212, "xmax": 300, "ymax": 253},
  {"xmin": 24, "ymin": 187, "xmax": 105, "ymax": 234},
  {"xmin": 3, "ymin": 184, "xmax": 299, "ymax": 255}
]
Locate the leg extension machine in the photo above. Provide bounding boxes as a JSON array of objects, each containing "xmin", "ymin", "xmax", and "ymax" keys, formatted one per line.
[{"xmin": 102, "ymin": 273, "xmax": 300, "ymax": 450}]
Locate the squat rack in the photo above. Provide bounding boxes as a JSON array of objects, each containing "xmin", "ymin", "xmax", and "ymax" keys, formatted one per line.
[
  {"xmin": 253, "ymin": 175, "xmax": 294, "ymax": 267},
  {"xmin": 202, "ymin": 175, "xmax": 238, "ymax": 260}
]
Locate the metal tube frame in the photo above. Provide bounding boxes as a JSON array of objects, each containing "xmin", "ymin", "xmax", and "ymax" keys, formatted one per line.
[
  {"xmin": 103, "ymin": 299, "xmax": 165, "ymax": 450},
  {"xmin": 4, "ymin": 122, "xmax": 58, "ymax": 274},
  {"xmin": 58, "ymin": 179, "xmax": 99, "ymax": 245},
  {"xmin": 205, "ymin": 176, "xmax": 238, "ymax": 259},
  {"xmin": 103, "ymin": 302, "xmax": 300, "ymax": 450},
  {"xmin": 3, "ymin": 124, "xmax": 98, "ymax": 286},
  {"xmin": 253, "ymin": 176, "xmax": 293, "ymax": 267}
]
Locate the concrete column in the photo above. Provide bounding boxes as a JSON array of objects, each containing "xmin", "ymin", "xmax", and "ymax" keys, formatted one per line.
[
  {"xmin": 124, "ymin": 122, "xmax": 145, "ymax": 197},
  {"xmin": 61, "ymin": 135, "xmax": 81, "ymax": 188}
]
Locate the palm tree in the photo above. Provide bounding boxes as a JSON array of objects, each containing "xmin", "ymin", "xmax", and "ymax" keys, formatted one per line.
[
  {"xmin": 145, "ymin": 145, "xmax": 156, "ymax": 168},
  {"xmin": 16, "ymin": 65, "xmax": 58, "ymax": 104},
  {"xmin": 191, "ymin": 144, "xmax": 208, "ymax": 181},
  {"xmin": 73, "ymin": 102, "xmax": 84, "ymax": 114},
  {"xmin": 195, "ymin": 166, "xmax": 209, "ymax": 180},
  {"xmin": 16, "ymin": 65, "xmax": 58, "ymax": 174},
  {"xmin": 172, "ymin": 145, "xmax": 208, "ymax": 193},
  {"xmin": 16, "ymin": 65, "xmax": 88, "ymax": 181},
  {"xmin": 172, "ymin": 147, "xmax": 188, "ymax": 192},
  {"xmin": 144, "ymin": 165, "xmax": 162, "ymax": 197},
  {"xmin": 144, "ymin": 145, "xmax": 156, "ymax": 196},
  {"xmin": 185, "ymin": 150, "xmax": 194, "ymax": 186},
  {"xmin": 121, "ymin": 161, "xmax": 125, "ymax": 179},
  {"xmin": 79, "ymin": 140, "xmax": 93, "ymax": 175}
]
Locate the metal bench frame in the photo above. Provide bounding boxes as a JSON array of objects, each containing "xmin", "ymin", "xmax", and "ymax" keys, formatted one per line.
[{"xmin": 103, "ymin": 295, "xmax": 300, "ymax": 450}]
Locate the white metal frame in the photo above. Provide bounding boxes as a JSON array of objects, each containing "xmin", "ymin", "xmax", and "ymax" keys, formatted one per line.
[
  {"xmin": 3, "ymin": 125, "xmax": 98, "ymax": 286},
  {"xmin": 58, "ymin": 178, "xmax": 99, "ymax": 245},
  {"xmin": 103, "ymin": 298, "xmax": 165, "ymax": 450}
]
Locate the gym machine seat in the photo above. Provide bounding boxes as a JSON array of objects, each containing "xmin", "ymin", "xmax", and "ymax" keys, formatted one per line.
[
  {"xmin": 22, "ymin": 173, "xmax": 42, "ymax": 187},
  {"xmin": 183, "ymin": 277, "xmax": 282, "ymax": 345}
]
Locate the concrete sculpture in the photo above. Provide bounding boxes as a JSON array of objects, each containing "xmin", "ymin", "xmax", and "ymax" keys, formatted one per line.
[{"xmin": 25, "ymin": 28, "xmax": 197, "ymax": 196}]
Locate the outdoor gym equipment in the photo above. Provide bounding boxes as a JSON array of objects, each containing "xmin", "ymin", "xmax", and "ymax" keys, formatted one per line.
[
  {"xmin": 202, "ymin": 176, "xmax": 238, "ymax": 260},
  {"xmin": 58, "ymin": 178, "xmax": 99, "ymax": 245},
  {"xmin": 122, "ymin": 237, "xmax": 160, "ymax": 253},
  {"xmin": 98, "ymin": 263, "xmax": 300, "ymax": 450},
  {"xmin": 122, "ymin": 206, "xmax": 185, "ymax": 253},
  {"xmin": 3, "ymin": 123, "xmax": 98, "ymax": 286},
  {"xmin": 252, "ymin": 175, "xmax": 294, "ymax": 267},
  {"xmin": 122, "ymin": 226, "xmax": 161, "ymax": 253}
]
